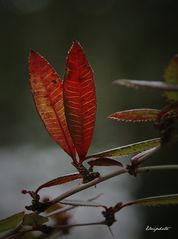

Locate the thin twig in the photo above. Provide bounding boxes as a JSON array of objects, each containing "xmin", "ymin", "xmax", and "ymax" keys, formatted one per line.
[
  {"xmin": 51, "ymin": 164, "xmax": 178, "ymax": 205},
  {"xmin": 2, "ymin": 166, "xmax": 178, "ymax": 239},
  {"xmin": 47, "ymin": 193, "xmax": 103, "ymax": 217},
  {"xmin": 47, "ymin": 205, "xmax": 74, "ymax": 217},
  {"xmin": 57, "ymin": 220, "xmax": 105, "ymax": 229},
  {"xmin": 136, "ymin": 164, "xmax": 178, "ymax": 173},
  {"xmin": 51, "ymin": 168, "xmax": 127, "ymax": 204}
]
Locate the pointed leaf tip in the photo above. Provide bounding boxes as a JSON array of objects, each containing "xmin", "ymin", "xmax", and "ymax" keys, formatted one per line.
[
  {"xmin": 67, "ymin": 41, "xmax": 83, "ymax": 57},
  {"xmin": 108, "ymin": 109, "xmax": 160, "ymax": 122},
  {"xmin": 72, "ymin": 40, "xmax": 81, "ymax": 47},
  {"xmin": 64, "ymin": 41, "xmax": 96, "ymax": 162},
  {"xmin": 29, "ymin": 50, "xmax": 42, "ymax": 65},
  {"xmin": 30, "ymin": 49, "xmax": 35, "ymax": 54}
]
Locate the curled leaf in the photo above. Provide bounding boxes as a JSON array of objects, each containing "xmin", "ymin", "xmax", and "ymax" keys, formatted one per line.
[
  {"xmin": 63, "ymin": 41, "xmax": 96, "ymax": 162},
  {"xmin": 0, "ymin": 212, "xmax": 24, "ymax": 233},
  {"xmin": 86, "ymin": 138, "xmax": 160, "ymax": 159},
  {"xmin": 109, "ymin": 109, "xmax": 160, "ymax": 122},
  {"xmin": 114, "ymin": 79, "xmax": 178, "ymax": 91},
  {"xmin": 164, "ymin": 55, "xmax": 178, "ymax": 101},
  {"xmin": 36, "ymin": 173, "xmax": 81, "ymax": 193},
  {"xmin": 131, "ymin": 146, "xmax": 160, "ymax": 165},
  {"xmin": 29, "ymin": 51, "xmax": 76, "ymax": 160},
  {"xmin": 88, "ymin": 158, "xmax": 123, "ymax": 168}
]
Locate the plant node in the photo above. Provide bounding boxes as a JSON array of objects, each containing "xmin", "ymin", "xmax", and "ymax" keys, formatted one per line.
[{"xmin": 72, "ymin": 162, "xmax": 100, "ymax": 183}]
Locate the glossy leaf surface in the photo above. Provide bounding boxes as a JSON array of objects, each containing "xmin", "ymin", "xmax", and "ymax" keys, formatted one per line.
[
  {"xmin": 87, "ymin": 138, "xmax": 160, "ymax": 159},
  {"xmin": 0, "ymin": 212, "xmax": 24, "ymax": 232},
  {"xmin": 114, "ymin": 79, "xmax": 178, "ymax": 91},
  {"xmin": 63, "ymin": 41, "xmax": 96, "ymax": 162},
  {"xmin": 36, "ymin": 173, "xmax": 81, "ymax": 193},
  {"xmin": 109, "ymin": 109, "xmax": 160, "ymax": 122},
  {"xmin": 164, "ymin": 55, "xmax": 178, "ymax": 101},
  {"xmin": 29, "ymin": 51, "xmax": 76, "ymax": 159}
]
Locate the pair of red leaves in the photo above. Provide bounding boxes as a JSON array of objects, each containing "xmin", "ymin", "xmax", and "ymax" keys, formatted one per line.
[
  {"xmin": 28, "ymin": 42, "xmax": 161, "ymax": 193},
  {"xmin": 29, "ymin": 41, "xmax": 96, "ymax": 163}
]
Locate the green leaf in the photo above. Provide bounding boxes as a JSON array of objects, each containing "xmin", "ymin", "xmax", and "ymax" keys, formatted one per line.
[
  {"xmin": 86, "ymin": 138, "xmax": 160, "ymax": 159},
  {"xmin": 114, "ymin": 79, "xmax": 178, "ymax": 91},
  {"xmin": 127, "ymin": 194, "xmax": 178, "ymax": 207},
  {"xmin": 108, "ymin": 109, "xmax": 160, "ymax": 122},
  {"xmin": 23, "ymin": 213, "xmax": 48, "ymax": 227},
  {"xmin": 163, "ymin": 55, "xmax": 178, "ymax": 101},
  {"xmin": 0, "ymin": 211, "xmax": 24, "ymax": 233}
]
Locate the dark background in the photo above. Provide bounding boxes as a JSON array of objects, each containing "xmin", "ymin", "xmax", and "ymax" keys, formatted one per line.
[{"xmin": 0, "ymin": 0, "xmax": 178, "ymax": 238}]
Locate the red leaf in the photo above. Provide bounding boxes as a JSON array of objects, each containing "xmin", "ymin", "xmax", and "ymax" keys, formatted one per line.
[
  {"xmin": 88, "ymin": 158, "xmax": 123, "ymax": 168},
  {"xmin": 36, "ymin": 173, "xmax": 81, "ymax": 193},
  {"xmin": 63, "ymin": 41, "xmax": 96, "ymax": 162},
  {"xmin": 108, "ymin": 109, "xmax": 160, "ymax": 122},
  {"xmin": 29, "ymin": 51, "xmax": 76, "ymax": 160}
]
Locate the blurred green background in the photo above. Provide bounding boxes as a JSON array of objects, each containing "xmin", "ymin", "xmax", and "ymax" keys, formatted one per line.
[{"xmin": 0, "ymin": 0, "xmax": 178, "ymax": 238}]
